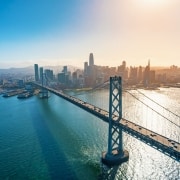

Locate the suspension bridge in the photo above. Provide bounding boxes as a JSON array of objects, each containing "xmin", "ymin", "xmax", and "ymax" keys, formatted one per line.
[{"xmin": 32, "ymin": 76, "xmax": 180, "ymax": 166}]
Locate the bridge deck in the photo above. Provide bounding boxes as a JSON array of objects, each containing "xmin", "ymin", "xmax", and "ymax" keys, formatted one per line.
[
  {"xmin": 33, "ymin": 83, "xmax": 180, "ymax": 162},
  {"xmin": 120, "ymin": 119, "xmax": 180, "ymax": 161}
]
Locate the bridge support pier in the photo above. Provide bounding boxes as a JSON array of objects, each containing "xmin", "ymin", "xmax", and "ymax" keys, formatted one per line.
[
  {"xmin": 101, "ymin": 76, "xmax": 129, "ymax": 166},
  {"xmin": 39, "ymin": 72, "xmax": 49, "ymax": 98},
  {"xmin": 39, "ymin": 89, "xmax": 49, "ymax": 98}
]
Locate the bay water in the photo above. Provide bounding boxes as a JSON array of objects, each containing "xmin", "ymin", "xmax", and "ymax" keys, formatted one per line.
[{"xmin": 0, "ymin": 88, "xmax": 179, "ymax": 179}]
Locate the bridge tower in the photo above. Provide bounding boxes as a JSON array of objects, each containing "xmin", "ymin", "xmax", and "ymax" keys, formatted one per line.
[
  {"xmin": 102, "ymin": 76, "xmax": 129, "ymax": 166},
  {"xmin": 39, "ymin": 73, "xmax": 49, "ymax": 98}
]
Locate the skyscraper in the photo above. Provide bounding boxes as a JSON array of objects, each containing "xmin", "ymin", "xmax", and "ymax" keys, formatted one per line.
[
  {"xmin": 39, "ymin": 67, "xmax": 43, "ymax": 83},
  {"xmin": 148, "ymin": 59, "xmax": 150, "ymax": 68},
  {"xmin": 122, "ymin": 61, "xmax": 126, "ymax": 71},
  {"xmin": 89, "ymin": 53, "xmax": 94, "ymax": 67},
  {"xmin": 138, "ymin": 66, "xmax": 143, "ymax": 82},
  {"xmin": 84, "ymin": 62, "xmax": 88, "ymax": 76},
  {"xmin": 143, "ymin": 60, "xmax": 151, "ymax": 87},
  {"xmin": 62, "ymin": 66, "xmax": 68, "ymax": 74},
  {"xmin": 34, "ymin": 64, "xmax": 39, "ymax": 82}
]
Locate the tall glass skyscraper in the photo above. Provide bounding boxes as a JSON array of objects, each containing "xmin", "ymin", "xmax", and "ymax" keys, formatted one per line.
[
  {"xmin": 39, "ymin": 67, "xmax": 43, "ymax": 83},
  {"xmin": 34, "ymin": 64, "xmax": 39, "ymax": 82},
  {"xmin": 89, "ymin": 53, "xmax": 94, "ymax": 67}
]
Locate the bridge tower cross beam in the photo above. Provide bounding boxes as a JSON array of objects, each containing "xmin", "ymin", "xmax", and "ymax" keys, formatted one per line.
[{"xmin": 102, "ymin": 76, "xmax": 129, "ymax": 166}]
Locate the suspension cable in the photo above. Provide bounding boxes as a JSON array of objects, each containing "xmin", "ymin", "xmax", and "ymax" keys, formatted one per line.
[
  {"xmin": 125, "ymin": 90, "xmax": 180, "ymax": 128},
  {"xmin": 65, "ymin": 79, "xmax": 110, "ymax": 97},
  {"xmin": 135, "ymin": 89, "xmax": 180, "ymax": 119}
]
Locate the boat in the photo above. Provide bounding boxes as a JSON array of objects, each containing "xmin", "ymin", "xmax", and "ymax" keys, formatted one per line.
[
  {"xmin": 3, "ymin": 89, "xmax": 24, "ymax": 97},
  {"xmin": 17, "ymin": 92, "xmax": 33, "ymax": 99}
]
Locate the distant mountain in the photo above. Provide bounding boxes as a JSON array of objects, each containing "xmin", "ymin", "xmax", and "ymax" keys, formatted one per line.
[
  {"xmin": 0, "ymin": 66, "xmax": 34, "ymax": 75},
  {"xmin": 0, "ymin": 65, "xmax": 81, "ymax": 75}
]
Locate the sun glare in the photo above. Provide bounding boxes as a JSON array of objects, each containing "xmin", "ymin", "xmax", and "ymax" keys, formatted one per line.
[{"xmin": 137, "ymin": 0, "xmax": 169, "ymax": 7}]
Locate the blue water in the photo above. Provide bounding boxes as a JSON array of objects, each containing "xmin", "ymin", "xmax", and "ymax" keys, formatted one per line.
[{"xmin": 0, "ymin": 88, "xmax": 179, "ymax": 179}]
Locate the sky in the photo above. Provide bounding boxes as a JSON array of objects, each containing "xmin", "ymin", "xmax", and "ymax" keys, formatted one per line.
[{"xmin": 0, "ymin": 0, "xmax": 180, "ymax": 69}]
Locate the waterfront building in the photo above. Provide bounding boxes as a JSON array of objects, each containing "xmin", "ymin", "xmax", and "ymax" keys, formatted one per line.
[{"xmin": 18, "ymin": 79, "xmax": 24, "ymax": 88}]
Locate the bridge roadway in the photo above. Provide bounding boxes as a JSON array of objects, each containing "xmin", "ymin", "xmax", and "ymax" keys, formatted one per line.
[{"xmin": 33, "ymin": 83, "xmax": 180, "ymax": 162}]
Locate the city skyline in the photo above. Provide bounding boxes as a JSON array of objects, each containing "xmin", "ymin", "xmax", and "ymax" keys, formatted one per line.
[{"xmin": 0, "ymin": 0, "xmax": 180, "ymax": 68}]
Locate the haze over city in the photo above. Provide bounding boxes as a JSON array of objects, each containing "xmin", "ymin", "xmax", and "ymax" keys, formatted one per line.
[
  {"xmin": 0, "ymin": 0, "xmax": 180, "ymax": 68},
  {"xmin": 0, "ymin": 1, "xmax": 180, "ymax": 178}
]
